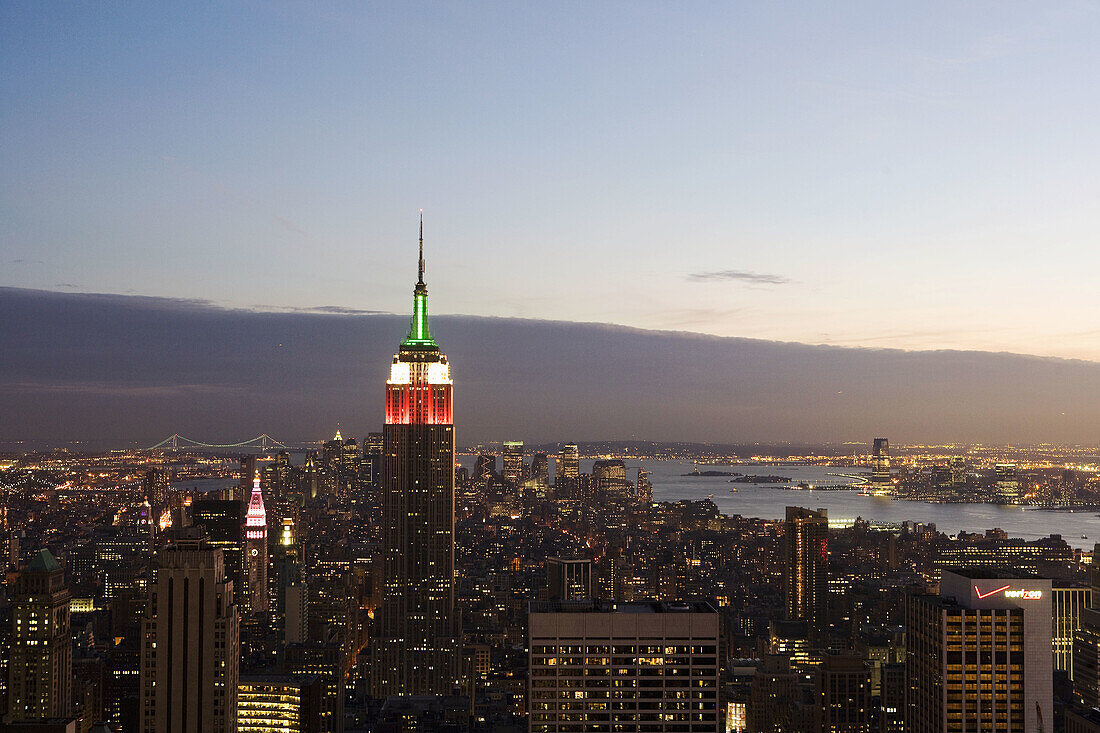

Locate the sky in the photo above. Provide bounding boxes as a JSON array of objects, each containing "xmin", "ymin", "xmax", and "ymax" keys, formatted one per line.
[{"xmin": 3, "ymin": 3, "xmax": 1100, "ymax": 360}]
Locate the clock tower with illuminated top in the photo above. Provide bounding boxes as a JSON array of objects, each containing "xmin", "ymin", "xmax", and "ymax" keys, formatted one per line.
[{"xmin": 372, "ymin": 215, "xmax": 459, "ymax": 697}]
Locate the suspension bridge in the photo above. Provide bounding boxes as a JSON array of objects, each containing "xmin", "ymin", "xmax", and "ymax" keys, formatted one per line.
[{"xmin": 146, "ymin": 433, "xmax": 293, "ymax": 452}]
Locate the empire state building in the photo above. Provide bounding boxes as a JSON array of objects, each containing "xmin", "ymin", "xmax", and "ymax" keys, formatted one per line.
[{"xmin": 371, "ymin": 217, "xmax": 459, "ymax": 696}]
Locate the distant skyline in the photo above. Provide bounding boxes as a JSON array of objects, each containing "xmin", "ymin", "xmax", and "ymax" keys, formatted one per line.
[{"xmin": 4, "ymin": 4, "xmax": 1100, "ymax": 360}]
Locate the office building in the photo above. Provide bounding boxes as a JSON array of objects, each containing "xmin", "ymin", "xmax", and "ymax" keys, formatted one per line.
[
  {"xmin": 501, "ymin": 441, "xmax": 524, "ymax": 488},
  {"xmin": 191, "ymin": 498, "xmax": 244, "ymax": 595},
  {"xmin": 1055, "ymin": 583, "xmax": 1091, "ymax": 679},
  {"xmin": 7, "ymin": 549, "xmax": 72, "ymax": 721},
  {"xmin": 140, "ymin": 530, "xmax": 240, "ymax": 733},
  {"xmin": 637, "ymin": 466, "xmax": 653, "ymax": 503},
  {"xmin": 372, "ymin": 220, "xmax": 459, "ymax": 697},
  {"xmin": 816, "ymin": 651, "xmax": 871, "ymax": 733},
  {"xmin": 238, "ymin": 674, "xmax": 322, "ymax": 733},
  {"xmin": 473, "ymin": 454, "xmax": 496, "ymax": 487},
  {"xmin": 528, "ymin": 601, "xmax": 720, "ymax": 732},
  {"xmin": 244, "ymin": 472, "xmax": 268, "ymax": 614},
  {"xmin": 870, "ymin": 438, "xmax": 890, "ymax": 495},
  {"xmin": 907, "ymin": 569, "xmax": 1052, "ymax": 733},
  {"xmin": 949, "ymin": 455, "xmax": 967, "ymax": 487},
  {"xmin": 996, "ymin": 463, "xmax": 1021, "ymax": 504},
  {"xmin": 555, "ymin": 444, "xmax": 579, "ymax": 490},
  {"xmin": 286, "ymin": 641, "xmax": 344, "ymax": 733},
  {"xmin": 545, "ymin": 557, "xmax": 592, "ymax": 602},
  {"xmin": 1075, "ymin": 608, "xmax": 1100, "ymax": 706},
  {"xmin": 531, "ymin": 452, "xmax": 550, "ymax": 498},
  {"xmin": 784, "ymin": 506, "xmax": 828, "ymax": 633}
]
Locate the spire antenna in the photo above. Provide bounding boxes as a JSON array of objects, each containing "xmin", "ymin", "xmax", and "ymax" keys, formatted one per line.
[{"xmin": 418, "ymin": 210, "xmax": 425, "ymax": 285}]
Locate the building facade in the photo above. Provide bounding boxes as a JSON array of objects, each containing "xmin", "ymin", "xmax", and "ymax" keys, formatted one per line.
[
  {"xmin": 784, "ymin": 506, "xmax": 828, "ymax": 634},
  {"xmin": 244, "ymin": 472, "xmax": 268, "ymax": 614},
  {"xmin": 528, "ymin": 601, "xmax": 720, "ymax": 733},
  {"xmin": 7, "ymin": 549, "xmax": 72, "ymax": 721},
  {"xmin": 907, "ymin": 570, "xmax": 1052, "ymax": 733},
  {"xmin": 140, "ymin": 530, "xmax": 240, "ymax": 733}
]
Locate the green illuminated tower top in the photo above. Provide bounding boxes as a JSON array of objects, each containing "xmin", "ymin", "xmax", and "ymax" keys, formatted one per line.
[{"xmin": 402, "ymin": 211, "xmax": 438, "ymax": 349}]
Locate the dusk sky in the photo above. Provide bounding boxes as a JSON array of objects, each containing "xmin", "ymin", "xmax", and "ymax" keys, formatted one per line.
[{"xmin": 4, "ymin": 3, "xmax": 1100, "ymax": 361}]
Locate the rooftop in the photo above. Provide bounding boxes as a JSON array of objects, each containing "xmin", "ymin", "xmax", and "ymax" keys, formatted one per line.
[{"xmin": 529, "ymin": 600, "xmax": 717, "ymax": 614}]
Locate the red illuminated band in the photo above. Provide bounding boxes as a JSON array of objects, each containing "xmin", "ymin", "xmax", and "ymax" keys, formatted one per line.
[{"xmin": 385, "ymin": 384, "xmax": 453, "ymax": 425}]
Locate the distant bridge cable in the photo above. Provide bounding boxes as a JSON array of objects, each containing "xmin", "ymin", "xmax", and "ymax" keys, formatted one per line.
[{"xmin": 146, "ymin": 433, "xmax": 290, "ymax": 451}]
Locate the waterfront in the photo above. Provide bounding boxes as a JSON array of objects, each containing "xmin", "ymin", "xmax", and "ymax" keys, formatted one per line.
[{"xmin": 626, "ymin": 460, "xmax": 1097, "ymax": 550}]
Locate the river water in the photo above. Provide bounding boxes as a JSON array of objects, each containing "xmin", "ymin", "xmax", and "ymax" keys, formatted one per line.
[{"xmin": 609, "ymin": 460, "xmax": 1097, "ymax": 550}]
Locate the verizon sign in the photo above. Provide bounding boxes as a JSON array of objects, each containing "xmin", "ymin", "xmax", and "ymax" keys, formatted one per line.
[{"xmin": 974, "ymin": 584, "xmax": 1043, "ymax": 601}]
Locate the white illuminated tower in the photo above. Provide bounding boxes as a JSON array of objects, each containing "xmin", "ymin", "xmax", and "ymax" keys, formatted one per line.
[
  {"xmin": 372, "ymin": 215, "xmax": 459, "ymax": 697},
  {"xmin": 244, "ymin": 471, "xmax": 268, "ymax": 613}
]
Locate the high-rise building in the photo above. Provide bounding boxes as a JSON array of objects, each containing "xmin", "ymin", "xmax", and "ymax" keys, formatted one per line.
[
  {"xmin": 545, "ymin": 557, "xmax": 592, "ymax": 602},
  {"xmin": 949, "ymin": 455, "xmax": 967, "ymax": 487},
  {"xmin": 1055, "ymin": 582, "xmax": 1091, "ymax": 680},
  {"xmin": 1075, "ymin": 608, "xmax": 1100, "ymax": 707},
  {"xmin": 238, "ymin": 674, "xmax": 323, "ymax": 733},
  {"xmin": 637, "ymin": 466, "xmax": 653, "ymax": 503},
  {"xmin": 191, "ymin": 498, "xmax": 244, "ymax": 595},
  {"xmin": 555, "ymin": 444, "xmax": 579, "ymax": 490},
  {"xmin": 286, "ymin": 641, "xmax": 344, "ymax": 733},
  {"xmin": 140, "ymin": 529, "xmax": 240, "ymax": 733},
  {"xmin": 372, "ymin": 219, "xmax": 459, "ymax": 697},
  {"xmin": 784, "ymin": 506, "xmax": 828, "ymax": 633},
  {"xmin": 870, "ymin": 438, "xmax": 890, "ymax": 496},
  {"xmin": 473, "ymin": 454, "xmax": 496, "ymax": 487},
  {"xmin": 815, "ymin": 651, "xmax": 871, "ymax": 733},
  {"xmin": 531, "ymin": 452, "xmax": 550, "ymax": 498},
  {"xmin": 363, "ymin": 432, "xmax": 383, "ymax": 488},
  {"xmin": 244, "ymin": 472, "xmax": 268, "ymax": 614},
  {"xmin": 748, "ymin": 654, "xmax": 797, "ymax": 733},
  {"xmin": 907, "ymin": 569, "xmax": 1052, "ymax": 733},
  {"xmin": 501, "ymin": 441, "xmax": 524, "ymax": 487},
  {"xmin": 7, "ymin": 549, "xmax": 72, "ymax": 721},
  {"xmin": 528, "ymin": 601, "xmax": 720, "ymax": 733},
  {"xmin": 995, "ymin": 463, "xmax": 1021, "ymax": 504}
]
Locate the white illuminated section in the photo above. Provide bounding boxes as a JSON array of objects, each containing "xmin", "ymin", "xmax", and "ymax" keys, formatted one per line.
[
  {"xmin": 387, "ymin": 357, "xmax": 451, "ymax": 385},
  {"xmin": 427, "ymin": 361, "xmax": 451, "ymax": 384},
  {"xmin": 388, "ymin": 360, "xmax": 411, "ymax": 385}
]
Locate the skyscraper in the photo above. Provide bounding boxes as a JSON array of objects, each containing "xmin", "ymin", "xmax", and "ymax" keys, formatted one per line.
[
  {"xmin": 7, "ymin": 549, "xmax": 72, "ymax": 721},
  {"xmin": 907, "ymin": 570, "xmax": 1052, "ymax": 733},
  {"xmin": 556, "ymin": 444, "xmax": 579, "ymax": 486},
  {"xmin": 784, "ymin": 506, "xmax": 828, "ymax": 634},
  {"xmin": 870, "ymin": 438, "xmax": 890, "ymax": 496},
  {"xmin": 372, "ymin": 217, "xmax": 458, "ymax": 697},
  {"xmin": 244, "ymin": 472, "xmax": 268, "ymax": 614},
  {"xmin": 140, "ymin": 529, "xmax": 240, "ymax": 733},
  {"xmin": 530, "ymin": 452, "xmax": 550, "ymax": 498},
  {"xmin": 996, "ymin": 463, "xmax": 1021, "ymax": 504},
  {"xmin": 501, "ymin": 441, "xmax": 524, "ymax": 487},
  {"xmin": 636, "ymin": 466, "xmax": 653, "ymax": 503}
]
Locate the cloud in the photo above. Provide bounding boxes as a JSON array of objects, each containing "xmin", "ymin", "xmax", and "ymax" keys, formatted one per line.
[
  {"xmin": 299, "ymin": 305, "xmax": 389, "ymax": 315},
  {"xmin": 11, "ymin": 259, "xmax": 43, "ymax": 265},
  {"xmin": 686, "ymin": 270, "xmax": 792, "ymax": 285},
  {"xmin": 0, "ymin": 381, "xmax": 243, "ymax": 398}
]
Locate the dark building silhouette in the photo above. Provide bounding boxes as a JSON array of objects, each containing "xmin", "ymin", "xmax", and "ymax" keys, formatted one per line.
[
  {"xmin": 545, "ymin": 557, "xmax": 592, "ymax": 602},
  {"xmin": 139, "ymin": 529, "xmax": 240, "ymax": 733}
]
